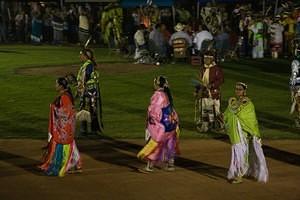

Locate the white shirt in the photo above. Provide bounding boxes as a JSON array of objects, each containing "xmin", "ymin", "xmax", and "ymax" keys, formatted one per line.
[
  {"xmin": 134, "ymin": 30, "xmax": 145, "ymax": 46},
  {"xmin": 193, "ymin": 30, "xmax": 213, "ymax": 50}
]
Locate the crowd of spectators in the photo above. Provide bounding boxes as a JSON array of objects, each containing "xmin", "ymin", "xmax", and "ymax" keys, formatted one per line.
[
  {"xmin": 1, "ymin": 1, "xmax": 300, "ymax": 61},
  {"xmin": 0, "ymin": 1, "xmax": 102, "ymax": 45},
  {"xmin": 132, "ymin": 2, "xmax": 300, "ymax": 62}
]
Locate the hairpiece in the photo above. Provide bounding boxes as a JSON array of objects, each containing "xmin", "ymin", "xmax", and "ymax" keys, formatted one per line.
[{"xmin": 236, "ymin": 82, "xmax": 247, "ymax": 89}]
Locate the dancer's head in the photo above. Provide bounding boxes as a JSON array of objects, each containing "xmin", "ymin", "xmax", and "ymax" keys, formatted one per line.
[
  {"xmin": 80, "ymin": 48, "xmax": 94, "ymax": 61},
  {"xmin": 79, "ymin": 48, "xmax": 97, "ymax": 67},
  {"xmin": 153, "ymin": 75, "xmax": 174, "ymax": 108},
  {"xmin": 56, "ymin": 77, "xmax": 74, "ymax": 104},
  {"xmin": 56, "ymin": 77, "xmax": 69, "ymax": 92},
  {"xmin": 203, "ymin": 50, "xmax": 215, "ymax": 67},
  {"xmin": 153, "ymin": 75, "xmax": 168, "ymax": 90},
  {"xmin": 235, "ymin": 82, "xmax": 247, "ymax": 98}
]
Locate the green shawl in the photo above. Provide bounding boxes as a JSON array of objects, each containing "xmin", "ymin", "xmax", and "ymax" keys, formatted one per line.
[
  {"xmin": 224, "ymin": 97, "xmax": 260, "ymax": 144},
  {"xmin": 77, "ymin": 60, "xmax": 93, "ymax": 85}
]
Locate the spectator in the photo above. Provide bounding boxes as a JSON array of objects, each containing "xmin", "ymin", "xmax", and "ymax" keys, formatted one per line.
[
  {"xmin": 15, "ymin": 10, "xmax": 25, "ymax": 42},
  {"xmin": 215, "ymin": 28, "xmax": 230, "ymax": 60},
  {"xmin": 269, "ymin": 15, "xmax": 284, "ymax": 59},
  {"xmin": 249, "ymin": 15, "xmax": 264, "ymax": 59},
  {"xmin": 149, "ymin": 23, "xmax": 166, "ymax": 57},
  {"xmin": 51, "ymin": 10, "xmax": 64, "ymax": 45},
  {"xmin": 193, "ymin": 24, "xmax": 213, "ymax": 53},
  {"xmin": 31, "ymin": 11, "xmax": 43, "ymax": 44},
  {"xmin": 169, "ymin": 23, "xmax": 192, "ymax": 46},
  {"xmin": 134, "ymin": 24, "xmax": 147, "ymax": 59},
  {"xmin": 0, "ymin": 13, "xmax": 6, "ymax": 42},
  {"xmin": 66, "ymin": 9, "xmax": 78, "ymax": 43},
  {"xmin": 43, "ymin": 7, "xmax": 52, "ymax": 43},
  {"xmin": 282, "ymin": 13, "xmax": 296, "ymax": 57},
  {"xmin": 78, "ymin": 8, "xmax": 89, "ymax": 45}
]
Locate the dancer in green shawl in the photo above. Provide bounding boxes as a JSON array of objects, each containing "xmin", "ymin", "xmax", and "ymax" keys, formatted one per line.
[{"xmin": 224, "ymin": 82, "xmax": 268, "ymax": 184}]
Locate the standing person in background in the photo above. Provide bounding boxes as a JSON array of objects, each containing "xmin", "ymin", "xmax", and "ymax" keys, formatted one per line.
[
  {"xmin": 134, "ymin": 24, "xmax": 147, "ymax": 59},
  {"xmin": 0, "ymin": 2, "xmax": 7, "ymax": 43},
  {"xmin": 282, "ymin": 13, "xmax": 296, "ymax": 57},
  {"xmin": 24, "ymin": 8, "xmax": 30, "ymax": 43},
  {"xmin": 51, "ymin": 10, "xmax": 64, "ymax": 45},
  {"xmin": 77, "ymin": 49, "xmax": 104, "ymax": 135},
  {"xmin": 224, "ymin": 82, "xmax": 268, "ymax": 184},
  {"xmin": 78, "ymin": 7, "xmax": 89, "ymax": 45},
  {"xmin": 269, "ymin": 15, "xmax": 284, "ymax": 59},
  {"xmin": 193, "ymin": 24, "xmax": 213, "ymax": 54},
  {"xmin": 0, "ymin": 12, "xmax": 6, "ymax": 43},
  {"xmin": 214, "ymin": 27, "xmax": 230, "ymax": 61},
  {"xmin": 239, "ymin": 12, "xmax": 251, "ymax": 57},
  {"xmin": 137, "ymin": 76, "xmax": 180, "ymax": 173},
  {"xmin": 160, "ymin": 23, "xmax": 171, "ymax": 42},
  {"xmin": 249, "ymin": 15, "xmax": 264, "ymax": 58},
  {"xmin": 43, "ymin": 7, "xmax": 52, "ymax": 44},
  {"xmin": 149, "ymin": 23, "xmax": 166, "ymax": 58},
  {"xmin": 15, "ymin": 10, "xmax": 25, "ymax": 42},
  {"xmin": 169, "ymin": 23, "xmax": 192, "ymax": 47},
  {"xmin": 38, "ymin": 77, "xmax": 82, "ymax": 177},
  {"xmin": 160, "ymin": 23, "xmax": 171, "ymax": 60},
  {"xmin": 67, "ymin": 9, "xmax": 78, "ymax": 44},
  {"xmin": 31, "ymin": 11, "xmax": 43, "ymax": 44}
]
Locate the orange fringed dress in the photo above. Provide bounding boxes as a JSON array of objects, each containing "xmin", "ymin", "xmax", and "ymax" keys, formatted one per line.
[{"xmin": 39, "ymin": 93, "xmax": 81, "ymax": 176}]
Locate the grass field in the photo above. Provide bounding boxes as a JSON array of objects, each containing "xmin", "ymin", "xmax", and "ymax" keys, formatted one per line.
[{"xmin": 0, "ymin": 45, "xmax": 298, "ymax": 139}]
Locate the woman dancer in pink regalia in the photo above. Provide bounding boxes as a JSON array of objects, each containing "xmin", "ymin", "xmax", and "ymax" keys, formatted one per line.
[{"xmin": 137, "ymin": 76, "xmax": 180, "ymax": 173}]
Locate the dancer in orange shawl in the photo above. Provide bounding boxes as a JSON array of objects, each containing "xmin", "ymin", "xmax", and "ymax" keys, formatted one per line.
[
  {"xmin": 38, "ymin": 77, "xmax": 82, "ymax": 176},
  {"xmin": 137, "ymin": 76, "xmax": 180, "ymax": 173}
]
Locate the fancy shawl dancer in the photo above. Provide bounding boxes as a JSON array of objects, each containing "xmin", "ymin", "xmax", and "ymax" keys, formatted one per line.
[
  {"xmin": 77, "ymin": 48, "xmax": 104, "ymax": 135},
  {"xmin": 224, "ymin": 82, "xmax": 268, "ymax": 184},
  {"xmin": 137, "ymin": 76, "xmax": 180, "ymax": 173},
  {"xmin": 38, "ymin": 77, "xmax": 82, "ymax": 176}
]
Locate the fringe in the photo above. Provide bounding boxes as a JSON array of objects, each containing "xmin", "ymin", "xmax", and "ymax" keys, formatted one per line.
[{"xmin": 247, "ymin": 137, "xmax": 269, "ymax": 183}]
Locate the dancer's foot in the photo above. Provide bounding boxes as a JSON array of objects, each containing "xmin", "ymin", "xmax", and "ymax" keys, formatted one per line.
[
  {"xmin": 138, "ymin": 166, "xmax": 154, "ymax": 174},
  {"xmin": 164, "ymin": 166, "xmax": 175, "ymax": 172},
  {"xmin": 231, "ymin": 177, "xmax": 243, "ymax": 184},
  {"xmin": 68, "ymin": 167, "xmax": 83, "ymax": 174}
]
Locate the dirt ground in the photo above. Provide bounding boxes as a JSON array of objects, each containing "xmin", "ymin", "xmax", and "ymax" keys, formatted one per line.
[
  {"xmin": 0, "ymin": 138, "xmax": 299, "ymax": 200},
  {"xmin": 15, "ymin": 62, "xmax": 156, "ymax": 76}
]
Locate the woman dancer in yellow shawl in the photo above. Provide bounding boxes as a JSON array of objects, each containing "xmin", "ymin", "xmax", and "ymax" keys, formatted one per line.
[{"xmin": 224, "ymin": 82, "xmax": 268, "ymax": 184}]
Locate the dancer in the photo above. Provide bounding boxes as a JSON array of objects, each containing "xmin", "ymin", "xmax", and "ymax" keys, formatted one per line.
[
  {"xmin": 77, "ymin": 48, "xmax": 104, "ymax": 134},
  {"xmin": 137, "ymin": 76, "xmax": 180, "ymax": 172},
  {"xmin": 38, "ymin": 77, "xmax": 81, "ymax": 176},
  {"xmin": 290, "ymin": 43, "xmax": 300, "ymax": 128},
  {"xmin": 224, "ymin": 82, "xmax": 268, "ymax": 184},
  {"xmin": 194, "ymin": 50, "xmax": 224, "ymax": 133}
]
